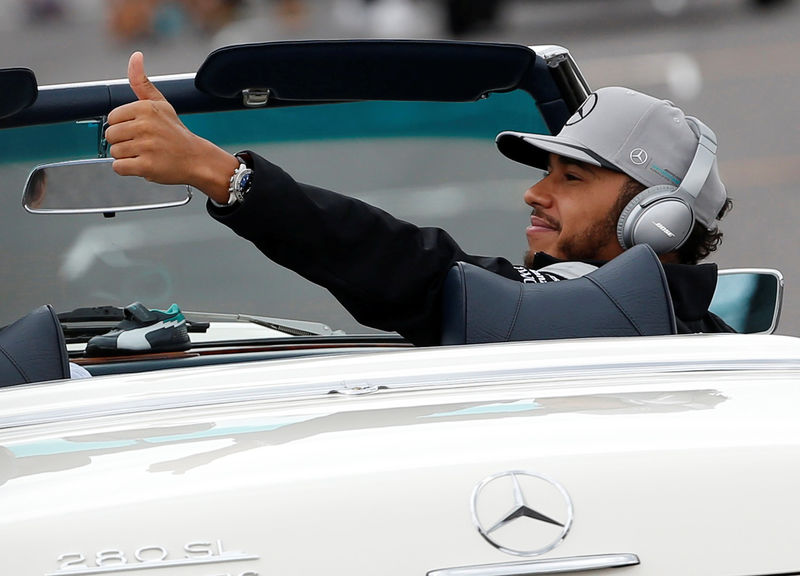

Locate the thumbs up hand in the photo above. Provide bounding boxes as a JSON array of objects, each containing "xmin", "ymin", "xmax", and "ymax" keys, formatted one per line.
[
  {"xmin": 106, "ymin": 52, "xmax": 239, "ymax": 204},
  {"xmin": 127, "ymin": 50, "xmax": 168, "ymax": 103}
]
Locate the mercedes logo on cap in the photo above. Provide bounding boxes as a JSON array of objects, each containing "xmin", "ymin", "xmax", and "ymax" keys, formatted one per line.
[
  {"xmin": 630, "ymin": 148, "xmax": 648, "ymax": 165},
  {"xmin": 565, "ymin": 92, "xmax": 598, "ymax": 126},
  {"xmin": 471, "ymin": 471, "xmax": 573, "ymax": 557}
]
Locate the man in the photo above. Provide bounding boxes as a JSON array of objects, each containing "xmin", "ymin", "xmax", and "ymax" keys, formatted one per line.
[{"xmin": 106, "ymin": 52, "xmax": 733, "ymax": 346}]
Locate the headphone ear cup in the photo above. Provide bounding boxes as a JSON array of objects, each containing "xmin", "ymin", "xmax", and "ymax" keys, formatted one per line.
[
  {"xmin": 617, "ymin": 186, "xmax": 674, "ymax": 249},
  {"xmin": 617, "ymin": 185, "xmax": 694, "ymax": 253}
]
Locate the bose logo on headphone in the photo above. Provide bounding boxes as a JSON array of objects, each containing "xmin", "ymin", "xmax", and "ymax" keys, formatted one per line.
[
  {"xmin": 652, "ymin": 221, "xmax": 676, "ymax": 238},
  {"xmin": 617, "ymin": 117, "xmax": 717, "ymax": 254}
]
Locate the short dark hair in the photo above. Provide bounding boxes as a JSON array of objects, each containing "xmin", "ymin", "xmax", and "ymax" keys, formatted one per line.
[{"xmin": 616, "ymin": 178, "xmax": 732, "ymax": 265}]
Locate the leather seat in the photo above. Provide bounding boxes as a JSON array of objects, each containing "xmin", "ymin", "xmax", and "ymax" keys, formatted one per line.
[
  {"xmin": 0, "ymin": 305, "xmax": 70, "ymax": 387},
  {"xmin": 440, "ymin": 244, "xmax": 677, "ymax": 345}
]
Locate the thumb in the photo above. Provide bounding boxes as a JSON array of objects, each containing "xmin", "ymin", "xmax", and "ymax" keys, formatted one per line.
[{"xmin": 128, "ymin": 51, "xmax": 166, "ymax": 102}]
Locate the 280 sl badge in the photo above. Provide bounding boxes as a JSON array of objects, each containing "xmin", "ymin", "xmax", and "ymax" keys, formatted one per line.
[{"xmin": 51, "ymin": 539, "xmax": 258, "ymax": 575}]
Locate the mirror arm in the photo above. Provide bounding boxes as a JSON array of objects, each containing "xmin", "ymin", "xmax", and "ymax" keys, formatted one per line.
[
  {"xmin": 98, "ymin": 116, "xmax": 109, "ymax": 158},
  {"xmin": 76, "ymin": 116, "xmax": 110, "ymax": 158}
]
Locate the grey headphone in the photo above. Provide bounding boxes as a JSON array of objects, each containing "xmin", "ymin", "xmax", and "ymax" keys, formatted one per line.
[{"xmin": 616, "ymin": 117, "xmax": 718, "ymax": 254}]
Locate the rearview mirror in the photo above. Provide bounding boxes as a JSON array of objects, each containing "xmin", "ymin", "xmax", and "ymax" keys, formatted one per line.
[
  {"xmin": 709, "ymin": 269, "xmax": 784, "ymax": 334},
  {"xmin": 23, "ymin": 158, "xmax": 191, "ymax": 215}
]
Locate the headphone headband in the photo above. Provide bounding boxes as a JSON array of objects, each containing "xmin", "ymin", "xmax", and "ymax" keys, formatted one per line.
[{"xmin": 676, "ymin": 117, "xmax": 717, "ymax": 201}]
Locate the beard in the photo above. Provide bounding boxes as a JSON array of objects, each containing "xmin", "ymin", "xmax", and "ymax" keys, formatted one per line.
[
  {"xmin": 523, "ymin": 214, "xmax": 617, "ymax": 266},
  {"xmin": 523, "ymin": 180, "xmax": 639, "ymax": 267}
]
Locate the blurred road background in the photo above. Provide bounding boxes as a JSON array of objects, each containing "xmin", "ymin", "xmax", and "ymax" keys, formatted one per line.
[{"xmin": 2, "ymin": 0, "xmax": 800, "ymax": 334}]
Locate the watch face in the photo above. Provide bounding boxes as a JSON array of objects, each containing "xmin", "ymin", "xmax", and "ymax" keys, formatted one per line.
[
  {"xmin": 238, "ymin": 170, "xmax": 252, "ymax": 192},
  {"xmin": 233, "ymin": 168, "xmax": 253, "ymax": 202}
]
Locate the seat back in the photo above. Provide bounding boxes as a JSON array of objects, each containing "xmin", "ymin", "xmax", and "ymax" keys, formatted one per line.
[
  {"xmin": 441, "ymin": 244, "xmax": 676, "ymax": 345},
  {"xmin": 0, "ymin": 304, "xmax": 70, "ymax": 387}
]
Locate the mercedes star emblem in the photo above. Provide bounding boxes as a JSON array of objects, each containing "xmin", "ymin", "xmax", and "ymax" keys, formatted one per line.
[
  {"xmin": 565, "ymin": 92, "xmax": 598, "ymax": 126},
  {"xmin": 629, "ymin": 148, "xmax": 648, "ymax": 165},
  {"xmin": 471, "ymin": 471, "xmax": 573, "ymax": 557}
]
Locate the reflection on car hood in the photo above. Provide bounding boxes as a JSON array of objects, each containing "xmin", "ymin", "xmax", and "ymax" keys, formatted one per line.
[
  {"xmin": 3, "ymin": 334, "xmax": 800, "ymax": 576},
  {"xmin": 4, "ymin": 333, "xmax": 800, "ymax": 428}
]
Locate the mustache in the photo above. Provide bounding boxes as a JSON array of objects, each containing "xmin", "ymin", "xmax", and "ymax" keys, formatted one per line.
[{"xmin": 530, "ymin": 206, "xmax": 561, "ymax": 230}]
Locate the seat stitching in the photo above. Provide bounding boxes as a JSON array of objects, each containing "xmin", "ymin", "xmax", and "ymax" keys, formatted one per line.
[
  {"xmin": 585, "ymin": 276, "xmax": 644, "ymax": 335},
  {"xmin": 505, "ymin": 284, "xmax": 525, "ymax": 341},
  {"xmin": 0, "ymin": 344, "xmax": 28, "ymax": 383}
]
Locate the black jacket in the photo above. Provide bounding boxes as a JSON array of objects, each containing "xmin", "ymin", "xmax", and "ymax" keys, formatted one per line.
[{"xmin": 209, "ymin": 153, "xmax": 733, "ymax": 346}]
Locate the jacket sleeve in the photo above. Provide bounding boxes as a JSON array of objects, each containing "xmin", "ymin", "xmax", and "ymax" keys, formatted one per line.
[{"xmin": 207, "ymin": 153, "xmax": 519, "ymax": 346}]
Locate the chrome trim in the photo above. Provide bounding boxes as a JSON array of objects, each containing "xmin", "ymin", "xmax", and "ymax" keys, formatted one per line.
[
  {"xmin": 44, "ymin": 552, "xmax": 259, "ymax": 575},
  {"xmin": 471, "ymin": 471, "xmax": 573, "ymax": 557},
  {"xmin": 37, "ymin": 73, "xmax": 196, "ymax": 91},
  {"xmin": 428, "ymin": 553, "xmax": 640, "ymax": 576},
  {"xmin": 242, "ymin": 88, "xmax": 270, "ymax": 107},
  {"xmin": 529, "ymin": 45, "xmax": 591, "ymax": 108},
  {"xmin": 530, "ymin": 45, "xmax": 572, "ymax": 66},
  {"xmin": 22, "ymin": 158, "xmax": 192, "ymax": 215},
  {"xmin": 332, "ymin": 382, "xmax": 383, "ymax": 395}
]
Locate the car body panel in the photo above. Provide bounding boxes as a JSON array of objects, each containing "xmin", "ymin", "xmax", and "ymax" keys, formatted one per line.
[{"xmin": 3, "ymin": 335, "xmax": 800, "ymax": 575}]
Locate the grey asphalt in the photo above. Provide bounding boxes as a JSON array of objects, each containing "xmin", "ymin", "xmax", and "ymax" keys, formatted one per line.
[{"xmin": 3, "ymin": 0, "xmax": 800, "ymax": 334}]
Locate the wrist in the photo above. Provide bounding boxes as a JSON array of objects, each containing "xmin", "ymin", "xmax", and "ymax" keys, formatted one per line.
[{"xmin": 192, "ymin": 141, "xmax": 241, "ymax": 204}]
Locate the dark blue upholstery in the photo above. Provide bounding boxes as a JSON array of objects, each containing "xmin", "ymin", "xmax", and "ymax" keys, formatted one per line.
[
  {"xmin": 0, "ymin": 305, "xmax": 70, "ymax": 387},
  {"xmin": 441, "ymin": 244, "xmax": 677, "ymax": 345}
]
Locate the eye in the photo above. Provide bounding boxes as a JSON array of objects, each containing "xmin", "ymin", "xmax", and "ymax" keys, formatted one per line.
[{"xmin": 564, "ymin": 172, "xmax": 582, "ymax": 181}]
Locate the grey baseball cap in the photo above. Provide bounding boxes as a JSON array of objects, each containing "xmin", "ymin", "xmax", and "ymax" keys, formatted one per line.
[{"xmin": 496, "ymin": 86, "xmax": 727, "ymax": 227}]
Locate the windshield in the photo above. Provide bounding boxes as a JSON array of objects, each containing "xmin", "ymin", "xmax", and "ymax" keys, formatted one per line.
[{"xmin": 0, "ymin": 91, "xmax": 547, "ymax": 334}]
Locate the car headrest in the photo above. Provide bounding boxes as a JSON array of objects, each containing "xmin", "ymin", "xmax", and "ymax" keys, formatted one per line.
[
  {"xmin": 0, "ymin": 304, "xmax": 70, "ymax": 387},
  {"xmin": 440, "ymin": 244, "xmax": 677, "ymax": 345}
]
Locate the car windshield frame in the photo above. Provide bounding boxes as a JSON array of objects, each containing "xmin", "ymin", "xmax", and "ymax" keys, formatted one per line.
[{"xmin": 1, "ymin": 41, "xmax": 580, "ymax": 335}]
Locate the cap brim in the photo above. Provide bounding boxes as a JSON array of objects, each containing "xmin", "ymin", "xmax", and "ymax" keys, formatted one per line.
[{"xmin": 496, "ymin": 131, "xmax": 614, "ymax": 171}]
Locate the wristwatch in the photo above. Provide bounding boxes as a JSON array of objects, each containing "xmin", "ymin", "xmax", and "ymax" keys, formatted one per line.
[{"xmin": 219, "ymin": 154, "xmax": 254, "ymax": 206}]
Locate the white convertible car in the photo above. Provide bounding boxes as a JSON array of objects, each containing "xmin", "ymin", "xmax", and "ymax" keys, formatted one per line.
[{"xmin": 0, "ymin": 41, "xmax": 796, "ymax": 576}]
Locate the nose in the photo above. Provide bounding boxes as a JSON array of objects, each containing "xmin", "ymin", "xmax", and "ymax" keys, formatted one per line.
[{"xmin": 524, "ymin": 173, "xmax": 553, "ymax": 208}]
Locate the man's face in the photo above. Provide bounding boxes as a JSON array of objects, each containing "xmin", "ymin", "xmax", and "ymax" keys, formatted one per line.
[{"xmin": 523, "ymin": 154, "xmax": 631, "ymax": 265}]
